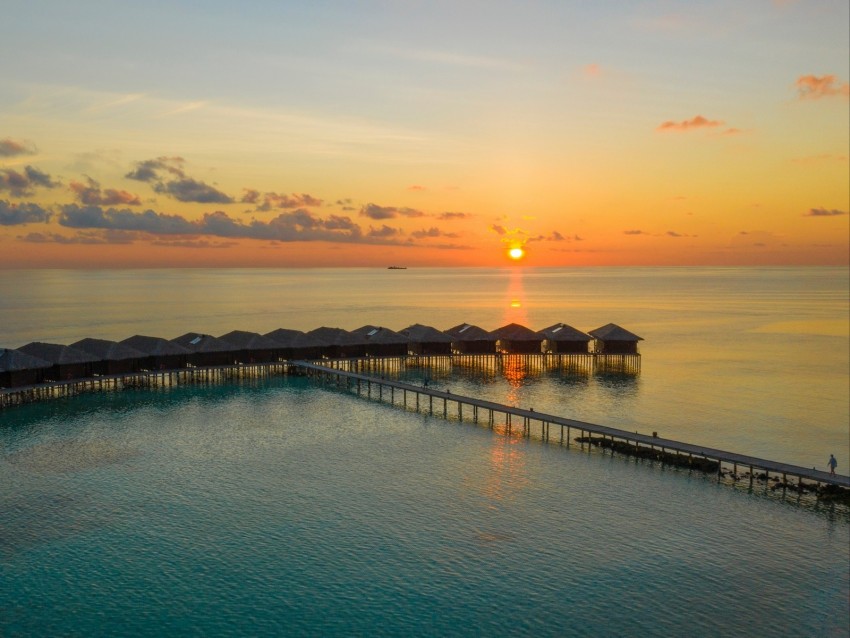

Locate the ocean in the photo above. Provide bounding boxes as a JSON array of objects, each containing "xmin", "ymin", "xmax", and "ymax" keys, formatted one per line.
[{"xmin": 1, "ymin": 266, "xmax": 848, "ymax": 636}]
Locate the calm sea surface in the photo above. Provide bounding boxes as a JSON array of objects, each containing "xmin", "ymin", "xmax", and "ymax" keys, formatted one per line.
[{"xmin": 1, "ymin": 267, "xmax": 849, "ymax": 636}]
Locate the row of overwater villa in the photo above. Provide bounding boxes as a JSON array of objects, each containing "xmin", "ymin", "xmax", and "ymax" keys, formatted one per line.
[{"xmin": 0, "ymin": 322, "xmax": 641, "ymax": 392}]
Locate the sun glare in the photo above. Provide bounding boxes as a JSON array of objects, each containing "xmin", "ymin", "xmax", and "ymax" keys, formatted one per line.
[{"xmin": 508, "ymin": 247, "xmax": 525, "ymax": 261}]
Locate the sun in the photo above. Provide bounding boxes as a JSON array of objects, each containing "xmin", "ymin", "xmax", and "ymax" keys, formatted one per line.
[{"xmin": 508, "ymin": 246, "xmax": 525, "ymax": 261}]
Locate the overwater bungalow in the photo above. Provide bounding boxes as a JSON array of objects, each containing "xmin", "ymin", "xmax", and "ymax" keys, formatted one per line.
[
  {"xmin": 588, "ymin": 323, "xmax": 643, "ymax": 354},
  {"xmin": 121, "ymin": 335, "xmax": 192, "ymax": 371},
  {"xmin": 400, "ymin": 324, "xmax": 453, "ymax": 355},
  {"xmin": 265, "ymin": 329, "xmax": 328, "ymax": 360},
  {"xmin": 444, "ymin": 323, "xmax": 496, "ymax": 354},
  {"xmin": 352, "ymin": 326, "xmax": 409, "ymax": 357},
  {"xmin": 171, "ymin": 333, "xmax": 241, "ymax": 367},
  {"xmin": 17, "ymin": 342, "xmax": 100, "ymax": 381},
  {"xmin": 70, "ymin": 338, "xmax": 147, "ymax": 376},
  {"xmin": 218, "ymin": 330, "xmax": 283, "ymax": 364},
  {"xmin": 306, "ymin": 327, "xmax": 366, "ymax": 359},
  {"xmin": 539, "ymin": 323, "xmax": 592, "ymax": 354},
  {"xmin": 490, "ymin": 323, "xmax": 543, "ymax": 354},
  {"xmin": 0, "ymin": 348, "xmax": 52, "ymax": 388}
]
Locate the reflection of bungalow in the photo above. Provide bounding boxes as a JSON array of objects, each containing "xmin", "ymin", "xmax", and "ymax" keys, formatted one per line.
[
  {"xmin": 490, "ymin": 323, "xmax": 543, "ymax": 354},
  {"xmin": 265, "ymin": 329, "xmax": 328, "ymax": 360},
  {"xmin": 0, "ymin": 348, "xmax": 52, "ymax": 388},
  {"xmin": 218, "ymin": 330, "xmax": 283, "ymax": 364},
  {"xmin": 588, "ymin": 323, "xmax": 643, "ymax": 354},
  {"xmin": 70, "ymin": 338, "xmax": 146, "ymax": 375},
  {"xmin": 171, "ymin": 333, "xmax": 241, "ymax": 367},
  {"xmin": 539, "ymin": 323, "xmax": 591, "ymax": 354},
  {"xmin": 306, "ymin": 327, "xmax": 366, "ymax": 358},
  {"xmin": 399, "ymin": 324, "xmax": 453, "ymax": 355},
  {"xmin": 444, "ymin": 323, "xmax": 496, "ymax": 354},
  {"xmin": 121, "ymin": 335, "xmax": 191, "ymax": 371},
  {"xmin": 352, "ymin": 325, "xmax": 408, "ymax": 357},
  {"xmin": 17, "ymin": 342, "xmax": 99, "ymax": 381}
]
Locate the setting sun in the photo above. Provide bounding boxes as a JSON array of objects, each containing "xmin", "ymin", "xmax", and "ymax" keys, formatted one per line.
[{"xmin": 508, "ymin": 247, "xmax": 525, "ymax": 261}]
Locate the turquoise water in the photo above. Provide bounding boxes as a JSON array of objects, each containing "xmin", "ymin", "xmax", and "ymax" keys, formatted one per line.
[
  {"xmin": 2, "ymin": 377, "xmax": 848, "ymax": 636},
  {"xmin": 1, "ymin": 267, "xmax": 849, "ymax": 635}
]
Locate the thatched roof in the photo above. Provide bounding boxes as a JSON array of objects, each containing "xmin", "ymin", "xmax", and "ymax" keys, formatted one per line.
[
  {"xmin": 0, "ymin": 348, "xmax": 52, "ymax": 372},
  {"xmin": 354, "ymin": 326, "xmax": 408, "ymax": 345},
  {"xmin": 400, "ymin": 324, "xmax": 453, "ymax": 343},
  {"xmin": 121, "ymin": 335, "xmax": 192, "ymax": 357},
  {"xmin": 265, "ymin": 328, "xmax": 328, "ymax": 349},
  {"xmin": 306, "ymin": 327, "xmax": 361, "ymax": 346},
  {"xmin": 588, "ymin": 323, "xmax": 643, "ymax": 341},
  {"xmin": 444, "ymin": 323, "xmax": 493, "ymax": 341},
  {"xmin": 70, "ymin": 338, "xmax": 147, "ymax": 362},
  {"xmin": 172, "ymin": 333, "xmax": 240, "ymax": 353},
  {"xmin": 539, "ymin": 323, "xmax": 591, "ymax": 342},
  {"xmin": 218, "ymin": 330, "xmax": 283, "ymax": 350},
  {"xmin": 17, "ymin": 342, "xmax": 100, "ymax": 365},
  {"xmin": 489, "ymin": 323, "xmax": 542, "ymax": 341}
]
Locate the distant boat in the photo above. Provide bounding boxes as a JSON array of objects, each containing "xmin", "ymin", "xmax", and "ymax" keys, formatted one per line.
[{"xmin": 387, "ymin": 266, "xmax": 407, "ymax": 270}]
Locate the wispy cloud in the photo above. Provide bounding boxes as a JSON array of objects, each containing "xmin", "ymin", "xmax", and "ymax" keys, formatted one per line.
[
  {"xmin": 360, "ymin": 203, "xmax": 425, "ymax": 220},
  {"xmin": 0, "ymin": 166, "xmax": 60, "ymax": 197},
  {"xmin": 0, "ymin": 138, "xmax": 36, "ymax": 157},
  {"xmin": 70, "ymin": 177, "xmax": 141, "ymax": 206},
  {"xmin": 370, "ymin": 44, "xmax": 525, "ymax": 72},
  {"xmin": 410, "ymin": 227, "xmax": 459, "ymax": 239},
  {"xmin": 804, "ymin": 207, "xmax": 847, "ymax": 217},
  {"xmin": 242, "ymin": 189, "xmax": 323, "ymax": 211},
  {"xmin": 126, "ymin": 156, "xmax": 233, "ymax": 204},
  {"xmin": 795, "ymin": 75, "xmax": 849, "ymax": 100},
  {"xmin": 657, "ymin": 115, "xmax": 724, "ymax": 132}
]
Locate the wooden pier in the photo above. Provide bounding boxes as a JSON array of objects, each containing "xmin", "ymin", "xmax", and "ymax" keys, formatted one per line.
[
  {"xmin": 0, "ymin": 362, "xmax": 293, "ymax": 408},
  {"xmin": 292, "ymin": 361, "xmax": 850, "ymax": 492}
]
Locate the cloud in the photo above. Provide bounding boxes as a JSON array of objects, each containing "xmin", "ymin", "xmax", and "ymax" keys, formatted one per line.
[
  {"xmin": 126, "ymin": 156, "xmax": 232, "ymax": 204},
  {"xmin": 0, "ymin": 138, "xmax": 35, "ymax": 157},
  {"xmin": 795, "ymin": 75, "xmax": 850, "ymax": 100},
  {"xmin": 60, "ymin": 204, "xmax": 197, "ymax": 234},
  {"xmin": 804, "ymin": 207, "xmax": 847, "ymax": 217},
  {"xmin": 656, "ymin": 115, "xmax": 724, "ymax": 132},
  {"xmin": 359, "ymin": 203, "xmax": 425, "ymax": 219},
  {"xmin": 0, "ymin": 200, "xmax": 51, "ymax": 225},
  {"xmin": 410, "ymin": 227, "xmax": 459, "ymax": 239},
  {"xmin": 368, "ymin": 225, "xmax": 401, "ymax": 238},
  {"xmin": 624, "ymin": 229, "xmax": 646, "ymax": 235},
  {"xmin": 438, "ymin": 212, "xmax": 471, "ymax": 220},
  {"xmin": 55, "ymin": 203, "xmax": 416, "ymax": 245},
  {"xmin": 665, "ymin": 231, "xmax": 697, "ymax": 237},
  {"xmin": 153, "ymin": 177, "xmax": 233, "ymax": 204},
  {"xmin": 151, "ymin": 238, "xmax": 238, "ymax": 249},
  {"xmin": 70, "ymin": 177, "xmax": 142, "ymax": 206},
  {"xmin": 583, "ymin": 63, "xmax": 601, "ymax": 77},
  {"xmin": 527, "ymin": 231, "xmax": 567, "ymax": 242},
  {"xmin": 490, "ymin": 224, "xmax": 508, "ymax": 235},
  {"xmin": 407, "ymin": 185, "xmax": 426, "ymax": 191},
  {"xmin": 125, "ymin": 156, "xmax": 185, "ymax": 182},
  {"xmin": 243, "ymin": 190, "xmax": 323, "ymax": 210},
  {"xmin": 0, "ymin": 166, "xmax": 60, "ymax": 197},
  {"xmin": 18, "ymin": 229, "xmax": 140, "ymax": 244}
]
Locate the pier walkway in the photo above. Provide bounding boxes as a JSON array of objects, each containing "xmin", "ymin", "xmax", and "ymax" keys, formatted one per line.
[{"xmin": 292, "ymin": 361, "xmax": 850, "ymax": 491}]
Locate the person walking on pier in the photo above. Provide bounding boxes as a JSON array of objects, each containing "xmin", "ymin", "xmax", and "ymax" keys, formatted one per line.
[{"xmin": 827, "ymin": 454, "xmax": 837, "ymax": 476}]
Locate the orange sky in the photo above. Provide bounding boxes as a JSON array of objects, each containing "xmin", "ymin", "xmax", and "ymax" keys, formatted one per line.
[{"xmin": 1, "ymin": 2, "xmax": 848, "ymax": 268}]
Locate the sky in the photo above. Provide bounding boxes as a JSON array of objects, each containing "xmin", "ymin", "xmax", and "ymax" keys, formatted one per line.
[{"xmin": 1, "ymin": 0, "xmax": 848, "ymax": 268}]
